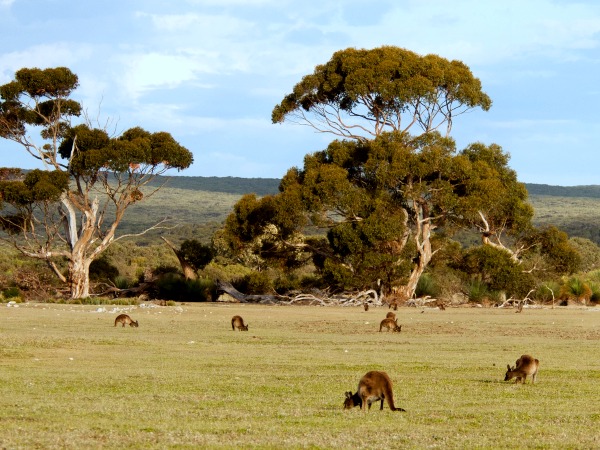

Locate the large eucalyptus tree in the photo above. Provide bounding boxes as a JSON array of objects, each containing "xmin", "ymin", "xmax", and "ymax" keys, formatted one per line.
[
  {"xmin": 223, "ymin": 46, "xmax": 533, "ymax": 298},
  {"xmin": 0, "ymin": 67, "xmax": 193, "ymax": 298}
]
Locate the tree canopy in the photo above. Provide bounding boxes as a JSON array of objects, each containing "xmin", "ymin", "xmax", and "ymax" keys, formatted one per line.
[
  {"xmin": 223, "ymin": 129, "xmax": 534, "ymax": 298},
  {"xmin": 272, "ymin": 46, "xmax": 491, "ymax": 140}
]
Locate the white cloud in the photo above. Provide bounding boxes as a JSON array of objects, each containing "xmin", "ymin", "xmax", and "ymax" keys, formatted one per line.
[
  {"xmin": 0, "ymin": 43, "xmax": 93, "ymax": 83},
  {"xmin": 118, "ymin": 51, "xmax": 218, "ymax": 100}
]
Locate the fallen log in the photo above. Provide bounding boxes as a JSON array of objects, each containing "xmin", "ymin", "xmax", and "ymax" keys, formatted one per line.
[{"xmin": 216, "ymin": 280, "xmax": 288, "ymax": 304}]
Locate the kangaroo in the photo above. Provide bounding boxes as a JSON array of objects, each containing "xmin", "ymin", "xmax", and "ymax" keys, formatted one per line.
[
  {"xmin": 379, "ymin": 318, "xmax": 402, "ymax": 332},
  {"xmin": 343, "ymin": 371, "xmax": 406, "ymax": 412},
  {"xmin": 231, "ymin": 315, "xmax": 249, "ymax": 331},
  {"xmin": 364, "ymin": 303, "xmax": 369, "ymax": 311},
  {"xmin": 386, "ymin": 312, "xmax": 396, "ymax": 320},
  {"xmin": 114, "ymin": 314, "xmax": 138, "ymax": 328},
  {"xmin": 504, "ymin": 354, "xmax": 539, "ymax": 384}
]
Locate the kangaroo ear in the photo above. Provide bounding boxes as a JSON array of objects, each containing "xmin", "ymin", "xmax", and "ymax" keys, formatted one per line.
[
  {"xmin": 507, "ymin": 364, "xmax": 511, "ymax": 370},
  {"xmin": 345, "ymin": 391, "xmax": 352, "ymax": 398}
]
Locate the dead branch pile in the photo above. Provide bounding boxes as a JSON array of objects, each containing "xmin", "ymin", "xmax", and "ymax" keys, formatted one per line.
[{"xmin": 216, "ymin": 280, "xmax": 381, "ymax": 306}]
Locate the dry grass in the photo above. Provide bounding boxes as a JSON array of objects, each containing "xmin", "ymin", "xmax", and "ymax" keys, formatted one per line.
[{"xmin": 1, "ymin": 302, "xmax": 599, "ymax": 449}]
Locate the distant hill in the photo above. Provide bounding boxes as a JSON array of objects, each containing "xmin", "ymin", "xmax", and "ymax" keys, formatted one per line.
[
  {"xmin": 147, "ymin": 175, "xmax": 280, "ymax": 196},
  {"xmin": 525, "ymin": 183, "xmax": 600, "ymax": 199},
  {"xmin": 153, "ymin": 178, "xmax": 600, "ymax": 200}
]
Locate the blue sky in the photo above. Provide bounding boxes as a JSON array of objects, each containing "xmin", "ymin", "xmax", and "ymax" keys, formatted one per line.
[{"xmin": 1, "ymin": 0, "xmax": 599, "ymax": 186}]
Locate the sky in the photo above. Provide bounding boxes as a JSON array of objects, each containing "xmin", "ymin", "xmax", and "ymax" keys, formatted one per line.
[{"xmin": 1, "ymin": 0, "xmax": 600, "ymax": 186}]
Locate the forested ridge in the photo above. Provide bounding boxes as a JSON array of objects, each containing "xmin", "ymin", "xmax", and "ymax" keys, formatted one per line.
[
  {"xmin": 124, "ymin": 177, "xmax": 600, "ymax": 245},
  {"xmin": 146, "ymin": 174, "xmax": 281, "ymax": 196},
  {"xmin": 525, "ymin": 183, "xmax": 600, "ymax": 198}
]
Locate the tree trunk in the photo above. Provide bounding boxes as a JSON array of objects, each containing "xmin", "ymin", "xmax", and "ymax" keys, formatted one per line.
[
  {"xmin": 68, "ymin": 257, "xmax": 92, "ymax": 299},
  {"xmin": 161, "ymin": 237, "xmax": 198, "ymax": 280},
  {"xmin": 394, "ymin": 202, "xmax": 436, "ymax": 299}
]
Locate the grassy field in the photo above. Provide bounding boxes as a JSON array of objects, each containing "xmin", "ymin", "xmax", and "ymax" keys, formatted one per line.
[{"xmin": 1, "ymin": 303, "xmax": 599, "ymax": 449}]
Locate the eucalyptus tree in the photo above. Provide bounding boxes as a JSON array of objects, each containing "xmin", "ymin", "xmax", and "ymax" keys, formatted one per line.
[
  {"xmin": 0, "ymin": 67, "xmax": 193, "ymax": 298},
  {"xmin": 222, "ymin": 46, "xmax": 534, "ymax": 298},
  {"xmin": 283, "ymin": 132, "xmax": 533, "ymax": 297},
  {"xmin": 272, "ymin": 46, "xmax": 492, "ymax": 140}
]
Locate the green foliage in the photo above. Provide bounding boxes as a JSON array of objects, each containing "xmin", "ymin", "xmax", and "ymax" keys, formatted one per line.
[
  {"xmin": 559, "ymin": 277, "xmax": 592, "ymax": 304},
  {"xmin": 2, "ymin": 286, "xmax": 20, "ymax": 299},
  {"xmin": 232, "ymin": 271, "xmax": 273, "ymax": 295},
  {"xmin": 466, "ymin": 279, "xmax": 489, "ymax": 303},
  {"xmin": 58, "ymin": 124, "xmax": 193, "ymax": 175},
  {"xmin": 178, "ymin": 239, "xmax": 214, "ymax": 271},
  {"xmin": 533, "ymin": 281, "xmax": 561, "ymax": 303},
  {"xmin": 65, "ymin": 296, "xmax": 140, "ymax": 306},
  {"xmin": 89, "ymin": 255, "xmax": 120, "ymax": 283},
  {"xmin": 459, "ymin": 245, "xmax": 528, "ymax": 296},
  {"xmin": 154, "ymin": 273, "xmax": 215, "ymax": 302},
  {"xmin": 415, "ymin": 273, "xmax": 439, "ymax": 298},
  {"xmin": 113, "ymin": 276, "xmax": 131, "ymax": 290},
  {"xmin": 532, "ymin": 226, "xmax": 581, "ymax": 275},
  {"xmin": 587, "ymin": 282, "xmax": 600, "ymax": 304},
  {"xmin": 273, "ymin": 46, "xmax": 491, "ymax": 138},
  {"xmin": 0, "ymin": 169, "xmax": 69, "ymax": 207},
  {"xmin": 567, "ymin": 237, "xmax": 600, "ymax": 272}
]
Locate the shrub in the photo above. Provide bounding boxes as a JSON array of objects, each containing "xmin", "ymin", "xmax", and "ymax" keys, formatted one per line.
[
  {"xmin": 113, "ymin": 276, "xmax": 131, "ymax": 290},
  {"xmin": 588, "ymin": 282, "xmax": 600, "ymax": 305},
  {"xmin": 559, "ymin": 277, "xmax": 592, "ymax": 305},
  {"xmin": 154, "ymin": 273, "xmax": 215, "ymax": 302},
  {"xmin": 415, "ymin": 273, "xmax": 439, "ymax": 298},
  {"xmin": 466, "ymin": 280, "xmax": 489, "ymax": 303},
  {"xmin": 3, "ymin": 286, "xmax": 20, "ymax": 299},
  {"xmin": 534, "ymin": 282, "xmax": 561, "ymax": 304},
  {"xmin": 273, "ymin": 274, "xmax": 300, "ymax": 294},
  {"xmin": 89, "ymin": 256, "xmax": 119, "ymax": 283},
  {"xmin": 233, "ymin": 271, "xmax": 272, "ymax": 295}
]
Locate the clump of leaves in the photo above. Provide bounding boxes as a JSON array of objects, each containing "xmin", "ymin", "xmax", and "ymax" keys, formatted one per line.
[
  {"xmin": 232, "ymin": 271, "xmax": 272, "ymax": 295},
  {"xmin": 560, "ymin": 277, "xmax": 592, "ymax": 305},
  {"xmin": 415, "ymin": 273, "xmax": 439, "ymax": 298},
  {"xmin": 2, "ymin": 286, "xmax": 20, "ymax": 299},
  {"xmin": 466, "ymin": 280, "xmax": 489, "ymax": 303}
]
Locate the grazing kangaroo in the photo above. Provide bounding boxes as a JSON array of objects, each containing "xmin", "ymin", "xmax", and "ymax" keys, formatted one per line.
[
  {"xmin": 114, "ymin": 314, "xmax": 138, "ymax": 328},
  {"xmin": 386, "ymin": 312, "xmax": 396, "ymax": 320},
  {"xmin": 379, "ymin": 318, "xmax": 402, "ymax": 332},
  {"xmin": 504, "ymin": 354, "xmax": 539, "ymax": 384},
  {"xmin": 343, "ymin": 371, "xmax": 406, "ymax": 412},
  {"xmin": 231, "ymin": 315, "xmax": 249, "ymax": 331}
]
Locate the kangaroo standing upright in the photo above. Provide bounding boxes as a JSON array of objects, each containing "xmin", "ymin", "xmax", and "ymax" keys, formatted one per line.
[
  {"xmin": 504, "ymin": 354, "xmax": 539, "ymax": 384},
  {"xmin": 231, "ymin": 315, "xmax": 248, "ymax": 331},
  {"xmin": 114, "ymin": 314, "xmax": 138, "ymax": 327},
  {"xmin": 344, "ymin": 371, "xmax": 406, "ymax": 412}
]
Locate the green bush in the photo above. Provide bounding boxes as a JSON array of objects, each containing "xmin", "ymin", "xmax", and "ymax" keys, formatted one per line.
[
  {"xmin": 466, "ymin": 280, "xmax": 489, "ymax": 303},
  {"xmin": 3, "ymin": 286, "xmax": 20, "ymax": 299},
  {"xmin": 154, "ymin": 273, "xmax": 215, "ymax": 302},
  {"xmin": 588, "ymin": 282, "xmax": 600, "ymax": 304},
  {"xmin": 560, "ymin": 277, "xmax": 592, "ymax": 304},
  {"xmin": 299, "ymin": 274, "xmax": 327, "ymax": 291},
  {"xmin": 232, "ymin": 271, "xmax": 272, "ymax": 295},
  {"xmin": 113, "ymin": 276, "xmax": 131, "ymax": 290},
  {"xmin": 415, "ymin": 273, "xmax": 439, "ymax": 298},
  {"xmin": 534, "ymin": 282, "xmax": 561, "ymax": 304},
  {"xmin": 273, "ymin": 274, "xmax": 300, "ymax": 294},
  {"xmin": 89, "ymin": 256, "xmax": 119, "ymax": 283}
]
